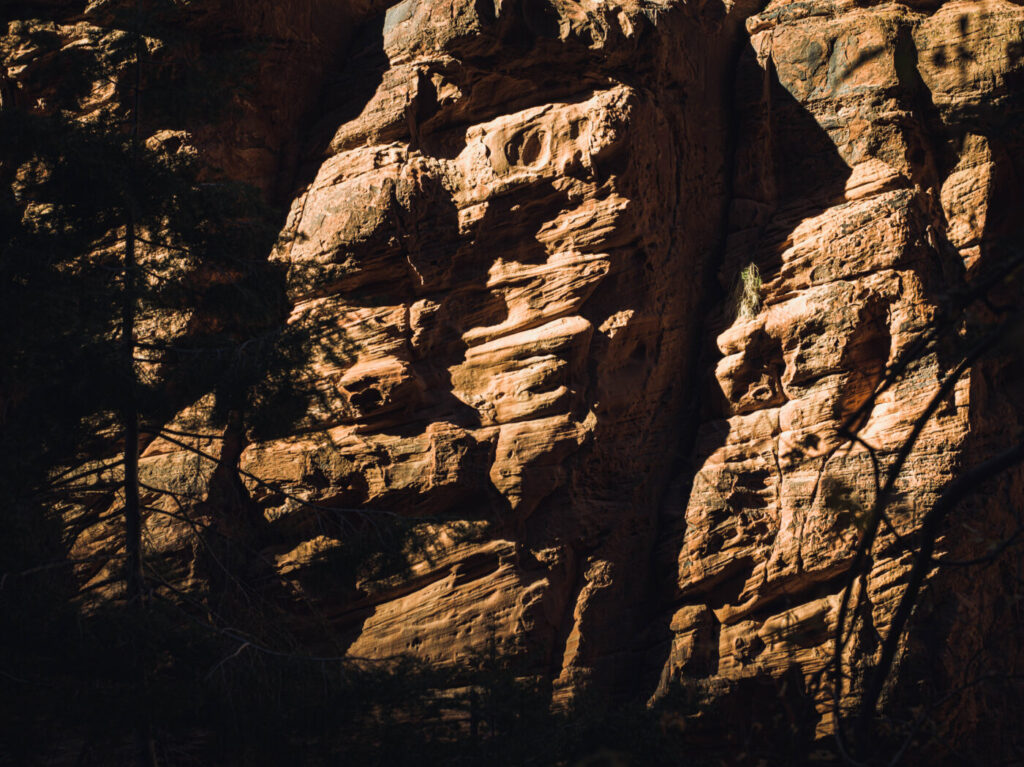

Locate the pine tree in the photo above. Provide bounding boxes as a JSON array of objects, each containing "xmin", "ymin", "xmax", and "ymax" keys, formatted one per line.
[
  {"xmin": 1, "ymin": 0, "xmax": 292, "ymax": 596},
  {"xmin": 2, "ymin": 7, "xmax": 295, "ymax": 761}
]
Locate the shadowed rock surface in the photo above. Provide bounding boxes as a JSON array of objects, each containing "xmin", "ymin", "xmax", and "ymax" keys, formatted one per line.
[{"xmin": 5, "ymin": 0, "xmax": 1024, "ymax": 758}]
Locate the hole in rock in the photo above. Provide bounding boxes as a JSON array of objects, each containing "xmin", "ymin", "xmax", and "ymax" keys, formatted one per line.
[
  {"xmin": 351, "ymin": 389, "xmax": 383, "ymax": 411},
  {"xmin": 506, "ymin": 129, "xmax": 546, "ymax": 166}
]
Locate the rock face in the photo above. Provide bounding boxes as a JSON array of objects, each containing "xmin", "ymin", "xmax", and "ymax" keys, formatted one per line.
[
  {"xmin": 239, "ymin": 0, "xmax": 757, "ymax": 701},
  {"xmin": 661, "ymin": 0, "xmax": 1024, "ymax": 738},
  {"xmin": 7, "ymin": 0, "xmax": 1024, "ymax": 748}
]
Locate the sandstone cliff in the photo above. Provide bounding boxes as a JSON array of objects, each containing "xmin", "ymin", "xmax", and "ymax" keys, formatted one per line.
[{"xmin": 5, "ymin": 0, "xmax": 1024, "ymax": 759}]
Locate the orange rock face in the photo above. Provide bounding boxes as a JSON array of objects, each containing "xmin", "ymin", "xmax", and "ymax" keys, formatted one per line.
[
  {"xmin": 9, "ymin": 0, "xmax": 1024, "ymax": 744},
  {"xmin": 244, "ymin": 0, "xmax": 756, "ymax": 700},
  {"xmin": 656, "ymin": 0, "xmax": 1024, "ymax": 738}
]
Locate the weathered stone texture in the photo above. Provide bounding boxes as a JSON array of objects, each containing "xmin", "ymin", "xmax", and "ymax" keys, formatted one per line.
[
  {"xmin": 244, "ymin": 0, "xmax": 757, "ymax": 700},
  {"xmin": 658, "ymin": 0, "xmax": 1024, "ymax": 737},
  {"xmin": 8, "ymin": 0, "xmax": 1024, "ymax": 744}
]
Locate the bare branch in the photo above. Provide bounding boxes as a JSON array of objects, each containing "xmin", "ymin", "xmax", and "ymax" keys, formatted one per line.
[{"xmin": 858, "ymin": 435, "xmax": 1024, "ymax": 736}]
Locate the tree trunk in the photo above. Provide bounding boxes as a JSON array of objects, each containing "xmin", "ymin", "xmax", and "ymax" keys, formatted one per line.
[
  {"xmin": 126, "ymin": 5, "xmax": 158, "ymax": 765},
  {"xmin": 122, "ymin": 0, "xmax": 145, "ymax": 607},
  {"xmin": 123, "ymin": 211, "xmax": 142, "ymax": 603}
]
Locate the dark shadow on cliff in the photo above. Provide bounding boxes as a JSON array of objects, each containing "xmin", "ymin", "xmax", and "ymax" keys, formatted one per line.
[
  {"xmin": 287, "ymin": 11, "xmax": 389, "ymax": 197},
  {"xmin": 0, "ymin": 6, "xmax": 383, "ymax": 761}
]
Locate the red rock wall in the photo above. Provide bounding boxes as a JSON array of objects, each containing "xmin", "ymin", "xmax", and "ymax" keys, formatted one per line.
[
  {"xmin": 659, "ymin": 0, "xmax": 1024, "ymax": 738},
  {"xmin": 8, "ymin": 0, "xmax": 1024, "ymax": 744}
]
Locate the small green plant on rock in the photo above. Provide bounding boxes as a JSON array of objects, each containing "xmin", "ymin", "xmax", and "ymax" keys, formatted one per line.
[{"xmin": 733, "ymin": 262, "xmax": 763, "ymax": 321}]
